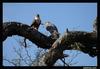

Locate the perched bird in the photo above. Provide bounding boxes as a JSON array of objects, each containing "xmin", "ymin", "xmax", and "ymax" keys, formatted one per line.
[
  {"xmin": 45, "ymin": 21, "xmax": 59, "ymax": 39},
  {"xmin": 31, "ymin": 14, "xmax": 41, "ymax": 30},
  {"xmin": 24, "ymin": 14, "xmax": 41, "ymax": 48}
]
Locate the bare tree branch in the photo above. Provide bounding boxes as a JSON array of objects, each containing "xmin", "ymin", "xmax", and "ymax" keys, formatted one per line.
[
  {"xmin": 60, "ymin": 58, "xmax": 69, "ymax": 66},
  {"xmin": 3, "ymin": 59, "xmax": 17, "ymax": 66},
  {"xmin": 42, "ymin": 30, "xmax": 97, "ymax": 66},
  {"xmin": 3, "ymin": 19, "xmax": 97, "ymax": 66},
  {"xmin": 67, "ymin": 51, "xmax": 80, "ymax": 65},
  {"xmin": 3, "ymin": 22, "xmax": 53, "ymax": 49},
  {"xmin": 13, "ymin": 47, "xmax": 29, "ymax": 65}
]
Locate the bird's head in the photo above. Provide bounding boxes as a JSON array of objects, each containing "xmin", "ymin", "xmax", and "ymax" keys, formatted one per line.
[
  {"xmin": 34, "ymin": 14, "xmax": 40, "ymax": 20},
  {"xmin": 45, "ymin": 21, "xmax": 51, "ymax": 26}
]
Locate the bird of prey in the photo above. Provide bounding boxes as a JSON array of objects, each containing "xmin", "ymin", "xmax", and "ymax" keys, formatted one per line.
[
  {"xmin": 45, "ymin": 21, "xmax": 59, "ymax": 39},
  {"xmin": 24, "ymin": 14, "xmax": 41, "ymax": 48},
  {"xmin": 31, "ymin": 14, "xmax": 41, "ymax": 30}
]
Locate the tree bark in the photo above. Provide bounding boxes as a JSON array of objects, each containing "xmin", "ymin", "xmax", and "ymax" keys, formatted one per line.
[
  {"xmin": 3, "ymin": 21, "xmax": 97, "ymax": 66},
  {"xmin": 43, "ymin": 31, "xmax": 97, "ymax": 66},
  {"xmin": 3, "ymin": 22, "xmax": 55, "ymax": 49}
]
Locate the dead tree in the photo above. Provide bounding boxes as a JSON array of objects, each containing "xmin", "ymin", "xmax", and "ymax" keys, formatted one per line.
[{"xmin": 3, "ymin": 18, "xmax": 97, "ymax": 66}]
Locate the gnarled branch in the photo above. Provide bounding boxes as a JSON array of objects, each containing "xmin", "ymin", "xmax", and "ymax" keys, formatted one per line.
[
  {"xmin": 3, "ymin": 21, "xmax": 97, "ymax": 66},
  {"xmin": 43, "ymin": 30, "xmax": 97, "ymax": 66},
  {"xmin": 3, "ymin": 22, "xmax": 55, "ymax": 49}
]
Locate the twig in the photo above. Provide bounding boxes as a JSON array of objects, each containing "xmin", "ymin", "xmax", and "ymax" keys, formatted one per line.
[
  {"xmin": 13, "ymin": 47, "xmax": 29, "ymax": 65},
  {"xmin": 3, "ymin": 59, "xmax": 17, "ymax": 66},
  {"xmin": 60, "ymin": 58, "xmax": 69, "ymax": 66},
  {"xmin": 25, "ymin": 48, "xmax": 33, "ymax": 63},
  {"xmin": 67, "ymin": 50, "xmax": 79, "ymax": 65}
]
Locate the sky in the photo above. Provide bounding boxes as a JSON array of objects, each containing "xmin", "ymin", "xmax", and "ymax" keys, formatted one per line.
[{"xmin": 3, "ymin": 3, "xmax": 97, "ymax": 66}]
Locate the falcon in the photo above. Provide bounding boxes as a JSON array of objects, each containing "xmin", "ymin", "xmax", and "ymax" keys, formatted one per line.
[
  {"xmin": 31, "ymin": 14, "xmax": 41, "ymax": 30},
  {"xmin": 45, "ymin": 21, "xmax": 59, "ymax": 39}
]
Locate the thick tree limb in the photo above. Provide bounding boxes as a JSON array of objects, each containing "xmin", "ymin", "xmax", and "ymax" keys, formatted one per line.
[
  {"xmin": 42, "ymin": 18, "xmax": 97, "ymax": 66},
  {"xmin": 3, "ymin": 21, "xmax": 97, "ymax": 66},
  {"xmin": 3, "ymin": 22, "xmax": 55, "ymax": 49},
  {"xmin": 43, "ymin": 30, "xmax": 97, "ymax": 66}
]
